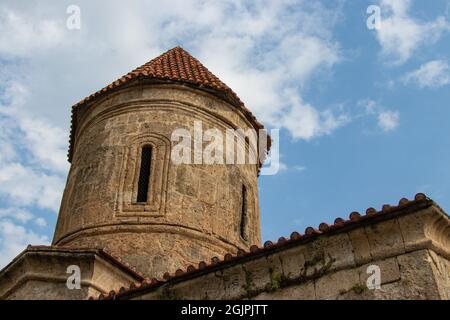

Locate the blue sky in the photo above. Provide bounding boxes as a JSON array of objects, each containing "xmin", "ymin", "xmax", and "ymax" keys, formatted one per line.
[{"xmin": 1, "ymin": 0, "xmax": 450, "ymax": 267}]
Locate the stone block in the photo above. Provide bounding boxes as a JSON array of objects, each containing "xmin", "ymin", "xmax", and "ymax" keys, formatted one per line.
[
  {"xmin": 220, "ymin": 265, "xmax": 248, "ymax": 299},
  {"xmin": 365, "ymin": 219, "xmax": 405, "ymax": 260},
  {"xmin": 395, "ymin": 250, "xmax": 441, "ymax": 300},
  {"xmin": 397, "ymin": 210, "xmax": 431, "ymax": 251},
  {"xmin": 358, "ymin": 257, "xmax": 400, "ymax": 287},
  {"xmin": 169, "ymin": 271, "xmax": 226, "ymax": 300},
  {"xmin": 242, "ymin": 254, "xmax": 283, "ymax": 293},
  {"xmin": 301, "ymin": 233, "xmax": 355, "ymax": 277},
  {"xmin": 279, "ymin": 247, "xmax": 306, "ymax": 280},
  {"xmin": 315, "ymin": 268, "xmax": 360, "ymax": 299},
  {"xmin": 348, "ymin": 228, "xmax": 372, "ymax": 265}
]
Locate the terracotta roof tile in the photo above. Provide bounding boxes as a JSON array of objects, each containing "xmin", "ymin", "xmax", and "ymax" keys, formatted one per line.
[
  {"xmin": 91, "ymin": 193, "xmax": 437, "ymax": 300},
  {"xmin": 68, "ymin": 46, "xmax": 269, "ymax": 162}
]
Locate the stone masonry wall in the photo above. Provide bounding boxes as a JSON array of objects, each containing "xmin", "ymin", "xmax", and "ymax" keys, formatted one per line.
[
  {"xmin": 122, "ymin": 204, "xmax": 449, "ymax": 300},
  {"xmin": 0, "ymin": 247, "xmax": 143, "ymax": 300},
  {"xmin": 53, "ymin": 84, "xmax": 261, "ymax": 279}
]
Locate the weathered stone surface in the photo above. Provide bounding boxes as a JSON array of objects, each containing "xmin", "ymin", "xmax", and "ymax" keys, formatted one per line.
[
  {"xmin": 358, "ymin": 257, "xmax": 400, "ymax": 286},
  {"xmin": 296, "ymin": 233, "xmax": 354, "ymax": 278},
  {"xmin": 397, "ymin": 209, "xmax": 432, "ymax": 251},
  {"xmin": 279, "ymin": 247, "xmax": 306, "ymax": 280},
  {"xmin": 394, "ymin": 250, "xmax": 441, "ymax": 300},
  {"xmin": 242, "ymin": 254, "xmax": 283, "ymax": 294},
  {"xmin": 365, "ymin": 219, "xmax": 406, "ymax": 260},
  {"xmin": 398, "ymin": 206, "xmax": 450, "ymax": 257},
  {"xmin": 0, "ymin": 247, "xmax": 142, "ymax": 300},
  {"xmin": 53, "ymin": 84, "xmax": 261, "ymax": 279},
  {"xmin": 126, "ymin": 206, "xmax": 450, "ymax": 301},
  {"xmin": 220, "ymin": 264, "xmax": 248, "ymax": 299},
  {"xmin": 309, "ymin": 233, "xmax": 356, "ymax": 271},
  {"xmin": 428, "ymin": 250, "xmax": 450, "ymax": 300},
  {"xmin": 2, "ymin": 51, "xmax": 449, "ymax": 301},
  {"xmin": 315, "ymin": 269, "xmax": 360, "ymax": 300},
  {"xmin": 348, "ymin": 228, "xmax": 372, "ymax": 265},
  {"xmin": 167, "ymin": 271, "xmax": 226, "ymax": 300}
]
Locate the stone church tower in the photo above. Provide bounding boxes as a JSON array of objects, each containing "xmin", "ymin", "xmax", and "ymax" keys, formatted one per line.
[
  {"xmin": 1, "ymin": 47, "xmax": 448, "ymax": 300},
  {"xmin": 52, "ymin": 46, "xmax": 266, "ymax": 278}
]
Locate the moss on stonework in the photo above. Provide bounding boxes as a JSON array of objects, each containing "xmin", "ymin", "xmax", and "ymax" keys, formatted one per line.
[
  {"xmin": 351, "ymin": 284, "xmax": 366, "ymax": 294},
  {"xmin": 321, "ymin": 255, "xmax": 335, "ymax": 274},
  {"xmin": 302, "ymin": 251, "xmax": 335, "ymax": 278},
  {"xmin": 304, "ymin": 251, "xmax": 326, "ymax": 269},
  {"xmin": 235, "ymin": 251, "xmax": 337, "ymax": 300},
  {"xmin": 242, "ymin": 268, "xmax": 255, "ymax": 293},
  {"xmin": 268, "ymin": 267, "xmax": 288, "ymax": 291},
  {"xmin": 339, "ymin": 284, "xmax": 367, "ymax": 296}
]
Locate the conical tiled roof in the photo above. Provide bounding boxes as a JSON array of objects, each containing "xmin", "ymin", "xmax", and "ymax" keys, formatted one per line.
[
  {"xmin": 68, "ymin": 46, "xmax": 266, "ymax": 162},
  {"xmin": 73, "ymin": 46, "xmax": 242, "ymax": 108}
]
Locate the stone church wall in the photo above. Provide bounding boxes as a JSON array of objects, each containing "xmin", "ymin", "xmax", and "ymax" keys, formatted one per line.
[
  {"xmin": 0, "ymin": 247, "xmax": 144, "ymax": 300},
  {"xmin": 53, "ymin": 84, "xmax": 261, "ymax": 278},
  {"xmin": 118, "ymin": 203, "xmax": 449, "ymax": 300}
]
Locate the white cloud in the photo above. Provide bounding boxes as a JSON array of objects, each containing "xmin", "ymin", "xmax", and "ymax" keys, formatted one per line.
[
  {"xmin": 19, "ymin": 118, "xmax": 69, "ymax": 174},
  {"xmin": 0, "ymin": 1, "xmax": 351, "ymax": 262},
  {"xmin": 378, "ymin": 110, "xmax": 400, "ymax": 132},
  {"xmin": 0, "ymin": 80, "xmax": 67, "ymax": 212},
  {"xmin": 375, "ymin": 0, "xmax": 450, "ymax": 64},
  {"xmin": 187, "ymin": 2, "xmax": 344, "ymax": 138},
  {"xmin": 0, "ymin": 219, "xmax": 49, "ymax": 268},
  {"xmin": 0, "ymin": 163, "xmax": 65, "ymax": 211},
  {"xmin": 357, "ymin": 99, "xmax": 400, "ymax": 133},
  {"xmin": 276, "ymin": 161, "xmax": 306, "ymax": 173},
  {"xmin": 403, "ymin": 60, "xmax": 450, "ymax": 88},
  {"xmin": 0, "ymin": 0, "xmax": 347, "ymax": 140},
  {"xmin": 0, "ymin": 8, "xmax": 66, "ymax": 57},
  {"xmin": 34, "ymin": 217, "xmax": 47, "ymax": 227},
  {"xmin": 0, "ymin": 208, "xmax": 33, "ymax": 223},
  {"xmin": 358, "ymin": 99, "xmax": 378, "ymax": 115},
  {"xmin": 281, "ymin": 92, "xmax": 349, "ymax": 141}
]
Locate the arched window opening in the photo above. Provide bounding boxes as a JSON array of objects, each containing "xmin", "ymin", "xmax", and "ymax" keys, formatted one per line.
[
  {"xmin": 240, "ymin": 184, "xmax": 248, "ymax": 241},
  {"xmin": 136, "ymin": 145, "xmax": 152, "ymax": 203}
]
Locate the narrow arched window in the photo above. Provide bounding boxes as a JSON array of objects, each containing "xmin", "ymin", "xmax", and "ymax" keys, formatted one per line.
[
  {"xmin": 240, "ymin": 184, "xmax": 248, "ymax": 240},
  {"xmin": 136, "ymin": 145, "xmax": 152, "ymax": 203}
]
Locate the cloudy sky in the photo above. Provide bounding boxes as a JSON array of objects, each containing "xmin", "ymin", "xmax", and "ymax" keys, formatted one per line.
[{"xmin": 1, "ymin": 0, "xmax": 450, "ymax": 268}]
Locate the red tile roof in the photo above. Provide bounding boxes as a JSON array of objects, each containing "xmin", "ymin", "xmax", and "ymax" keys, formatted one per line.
[
  {"xmin": 68, "ymin": 46, "xmax": 268, "ymax": 162},
  {"xmin": 90, "ymin": 193, "xmax": 438, "ymax": 300}
]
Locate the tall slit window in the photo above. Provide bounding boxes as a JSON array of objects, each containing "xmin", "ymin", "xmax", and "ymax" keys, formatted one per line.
[
  {"xmin": 136, "ymin": 145, "xmax": 152, "ymax": 203},
  {"xmin": 240, "ymin": 185, "xmax": 248, "ymax": 240}
]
